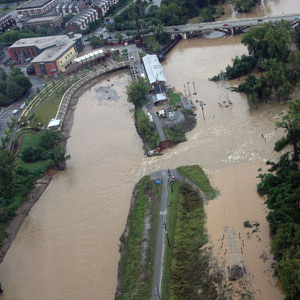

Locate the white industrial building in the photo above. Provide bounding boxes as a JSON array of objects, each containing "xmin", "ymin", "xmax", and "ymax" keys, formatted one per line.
[{"xmin": 142, "ymin": 54, "xmax": 167, "ymax": 86}]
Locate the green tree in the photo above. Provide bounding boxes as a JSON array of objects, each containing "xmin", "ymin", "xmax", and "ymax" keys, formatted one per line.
[
  {"xmin": 287, "ymin": 50, "xmax": 300, "ymax": 84},
  {"xmin": 276, "ymin": 99, "xmax": 300, "ymax": 161},
  {"xmin": 0, "ymin": 79, "xmax": 6, "ymax": 94},
  {"xmin": 0, "ymin": 93, "xmax": 5, "ymax": 104},
  {"xmin": 262, "ymin": 58, "xmax": 292, "ymax": 100},
  {"xmin": 0, "ymin": 149, "xmax": 15, "ymax": 199},
  {"xmin": 14, "ymin": 74, "xmax": 32, "ymax": 92},
  {"xmin": 106, "ymin": 22, "xmax": 115, "ymax": 32},
  {"xmin": 38, "ymin": 129, "xmax": 61, "ymax": 150},
  {"xmin": 5, "ymin": 81, "xmax": 23, "ymax": 100},
  {"xmin": 126, "ymin": 78, "xmax": 149, "ymax": 107},
  {"xmin": 277, "ymin": 258, "xmax": 300, "ymax": 298},
  {"xmin": 242, "ymin": 21, "xmax": 292, "ymax": 61}
]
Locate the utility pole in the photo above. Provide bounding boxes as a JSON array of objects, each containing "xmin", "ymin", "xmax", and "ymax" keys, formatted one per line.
[
  {"xmin": 199, "ymin": 101, "xmax": 205, "ymax": 120},
  {"xmin": 193, "ymin": 81, "xmax": 197, "ymax": 95},
  {"xmin": 164, "ymin": 220, "xmax": 171, "ymax": 248},
  {"xmin": 186, "ymin": 81, "xmax": 191, "ymax": 96}
]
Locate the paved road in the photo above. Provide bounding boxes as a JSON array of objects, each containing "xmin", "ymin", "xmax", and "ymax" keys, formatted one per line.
[
  {"xmin": 150, "ymin": 169, "xmax": 211, "ymax": 300},
  {"xmin": 165, "ymin": 13, "xmax": 300, "ymax": 34},
  {"xmin": 151, "ymin": 170, "xmax": 168, "ymax": 300}
]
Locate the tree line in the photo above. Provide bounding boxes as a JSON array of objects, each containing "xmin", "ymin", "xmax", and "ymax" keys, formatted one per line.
[{"xmin": 257, "ymin": 99, "xmax": 300, "ymax": 299}]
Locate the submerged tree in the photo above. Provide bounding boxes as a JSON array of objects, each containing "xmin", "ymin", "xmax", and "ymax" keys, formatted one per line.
[{"xmin": 276, "ymin": 99, "xmax": 300, "ymax": 161}]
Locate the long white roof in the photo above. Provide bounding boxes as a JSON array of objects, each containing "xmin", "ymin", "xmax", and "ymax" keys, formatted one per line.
[{"xmin": 142, "ymin": 54, "xmax": 166, "ymax": 84}]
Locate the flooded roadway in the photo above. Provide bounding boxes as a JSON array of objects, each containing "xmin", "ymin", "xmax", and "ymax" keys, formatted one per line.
[{"xmin": 1, "ymin": 0, "xmax": 299, "ymax": 299}]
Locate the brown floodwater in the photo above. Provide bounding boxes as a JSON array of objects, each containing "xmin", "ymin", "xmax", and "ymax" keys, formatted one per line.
[{"xmin": 0, "ymin": 1, "xmax": 298, "ymax": 299}]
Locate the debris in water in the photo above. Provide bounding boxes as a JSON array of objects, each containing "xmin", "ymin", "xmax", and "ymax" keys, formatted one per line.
[{"xmin": 228, "ymin": 265, "xmax": 245, "ymax": 281}]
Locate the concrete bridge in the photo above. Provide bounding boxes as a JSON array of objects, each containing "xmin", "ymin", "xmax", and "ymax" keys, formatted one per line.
[{"xmin": 165, "ymin": 13, "xmax": 300, "ymax": 39}]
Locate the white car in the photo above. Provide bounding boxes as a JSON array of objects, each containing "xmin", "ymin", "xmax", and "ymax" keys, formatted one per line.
[
  {"xmin": 20, "ymin": 103, "xmax": 26, "ymax": 109},
  {"xmin": 147, "ymin": 112, "xmax": 153, "ymax": 123}
]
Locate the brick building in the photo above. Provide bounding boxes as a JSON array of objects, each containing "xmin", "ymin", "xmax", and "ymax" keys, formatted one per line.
[
  {"xmin": 65, "ymin": 8, "xmax": 98, "ymax": 32},
  {"xmin": 16, "ymin": 0, "xmax": 59, "ymax": 18},
  {"xmin": 8, "ymin": 33, "xmax": 83, "ymax": 76},
  {"xmin": 21, "ymin": 14, "xmax": 63, "ymax": 29}
]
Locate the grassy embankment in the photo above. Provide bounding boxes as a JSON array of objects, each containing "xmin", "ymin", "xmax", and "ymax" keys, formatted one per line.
[
  {"xmin": 21, "ymin": 76, "xmax": 79, "ymax": 127},
  {"xmin": 136, "ymin": 107, "xmax": 159, "ymax": 149},
  {"xmin": 162, "ymin": 166, "xmax": 227, "ymax": 299},
  {"xmin": 116, "ymin": 176, "xmax": 161, "ymax": 300}
]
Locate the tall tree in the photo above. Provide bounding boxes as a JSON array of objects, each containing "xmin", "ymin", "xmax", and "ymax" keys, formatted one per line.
[
  {"xmin": 0, "ymin": 150, "xmax": 15, "ymax": 199},
  {"xmin": 276, "ymin": 99, "xmax": 300, "ymax": 161},
  {"xmin": 277, "ymin": 258, "xmax": 300, "ymax": 298},
  {"xmin": 126, "ymin": 78, "xmax": 149, "ymax": 107}
]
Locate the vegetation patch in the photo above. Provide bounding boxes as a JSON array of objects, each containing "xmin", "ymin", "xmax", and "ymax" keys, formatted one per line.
[
  {"xmin": 115, "ymin": 176, "xmax": 159, "ymax": 300},
  {"xmin": 177, "ymin": 165, "xmax": 217, "ymax": 199},
  {"xmin": 136, "ymin": 108, "xmax": 159, "ymax": 149},
  {"xmin": 167, "ymin": 89, "xmax": 182, "ymax": 107},
  {"xmin": 211, "ymin": 21, "xmax": 300, "ymax": 107},
  {"xmin": 165, "ymin": 183, "xmax": 231, "ymax": 299},
  {"xmin": 164, "ymin": 124, "xmax": 186, "ymax": 144},
  {"xmin": 0, "ymin": 129, "xmax": 69, "ymax": 246}
]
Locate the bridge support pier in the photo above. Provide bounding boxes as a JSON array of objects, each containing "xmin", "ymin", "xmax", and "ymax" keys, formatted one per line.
[{"xmin": 182, "ymin": 33, "xmax": 187, "ymax": 39}]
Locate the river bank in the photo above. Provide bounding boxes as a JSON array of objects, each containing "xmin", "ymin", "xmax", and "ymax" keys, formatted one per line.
[
  {"xmin": 0, "ymin": 71, "xmax": 130, "ymax": 283},
  {"xmin": 0, "ymin": 2, "xmax": 298, "ymax": 296}
]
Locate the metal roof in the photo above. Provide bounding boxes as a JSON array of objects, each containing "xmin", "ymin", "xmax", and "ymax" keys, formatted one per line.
[{"xmin": 142, "ymin": 54, "xmax": 166, "ymax": 85}]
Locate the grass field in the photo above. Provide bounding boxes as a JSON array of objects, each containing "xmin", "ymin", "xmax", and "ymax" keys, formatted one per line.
[
  {"xmin": 116, "ymin": 176, "xmax": 160, "ymax": 300},
  {"xmin": 177, "ymin": 165, "xmax": 217, "ymax": 199}
]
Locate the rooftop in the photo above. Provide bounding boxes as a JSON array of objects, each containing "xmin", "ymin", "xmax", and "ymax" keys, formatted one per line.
[
  {"xmin": 142, "ymin": 54, "xmax": 166, "ymax": 85},
  {"xmin": 67, "ymin": 8, "xmax": 97, "ymax": 24},
  {"xmin": 32, "ymin": 34, "xmax": 81, "ymax": 63},
  {"xmin": 22, "ymin": 15, "xmax": 61, "ymax": 23},
  {"xmin": 17, "ymin": 0, "xmax": 54, "ymax": 10},
  {"xmin": 10, "ymin": 33, "xmax": 81, "ymax": 50}
]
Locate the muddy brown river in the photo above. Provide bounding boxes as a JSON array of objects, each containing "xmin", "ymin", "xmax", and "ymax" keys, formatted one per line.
[{"xmin": 0, "ymin": 1, "xmax": 299, "ymax": 299}]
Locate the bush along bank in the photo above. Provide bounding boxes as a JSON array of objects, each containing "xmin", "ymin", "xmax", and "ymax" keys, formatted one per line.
[
  {"xmin": 115, "ymin": 176, "xmax": 160, "ymax": 300},
  {"xmin": 0, "ymin": 129, "xmax": 70, "ymax": 255}
]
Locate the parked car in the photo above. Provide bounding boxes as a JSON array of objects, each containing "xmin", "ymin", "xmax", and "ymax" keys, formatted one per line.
[
  {"xmin": 257, "ymin": 18, "xmax": 263, "ymax": 22},
  {"xmin": 223, "ymin": 23, "xmax": 229, "ymax": 26},
  {"xmin": 174, "ymin": 27, "xmax": 179, "ymax": 31},
  {"xmin": 147, "ymin": 112, "xmax": 153, "ymax": 123}
]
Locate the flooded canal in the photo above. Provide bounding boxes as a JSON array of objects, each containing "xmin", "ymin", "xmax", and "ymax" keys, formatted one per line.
[{"xmin": 1, "ymin": 0, "xmax": 299, "ymax": 299}]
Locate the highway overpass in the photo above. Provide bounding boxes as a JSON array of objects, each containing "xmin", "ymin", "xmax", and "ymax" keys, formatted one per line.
[{"xmin": 164, "ymin": 13, "xmax": 300, "ymax": 39}]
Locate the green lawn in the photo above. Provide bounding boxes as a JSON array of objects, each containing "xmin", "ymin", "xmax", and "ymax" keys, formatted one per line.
[
  {"xmin": 18, "ymin": 133, "xmax": 53, "ymax": 173},
  {"xmin": 20, "ymin": 133, "xmax": 39, "ymax": 152},
  {"xmin": 177, "ymin": 165, "xmax": 217, "ymax": 199}
]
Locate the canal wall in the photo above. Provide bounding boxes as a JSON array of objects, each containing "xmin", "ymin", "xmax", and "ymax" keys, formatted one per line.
[{"xmin": 56, "ymin": 61, "xmax": 130, "ymax": 131}]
